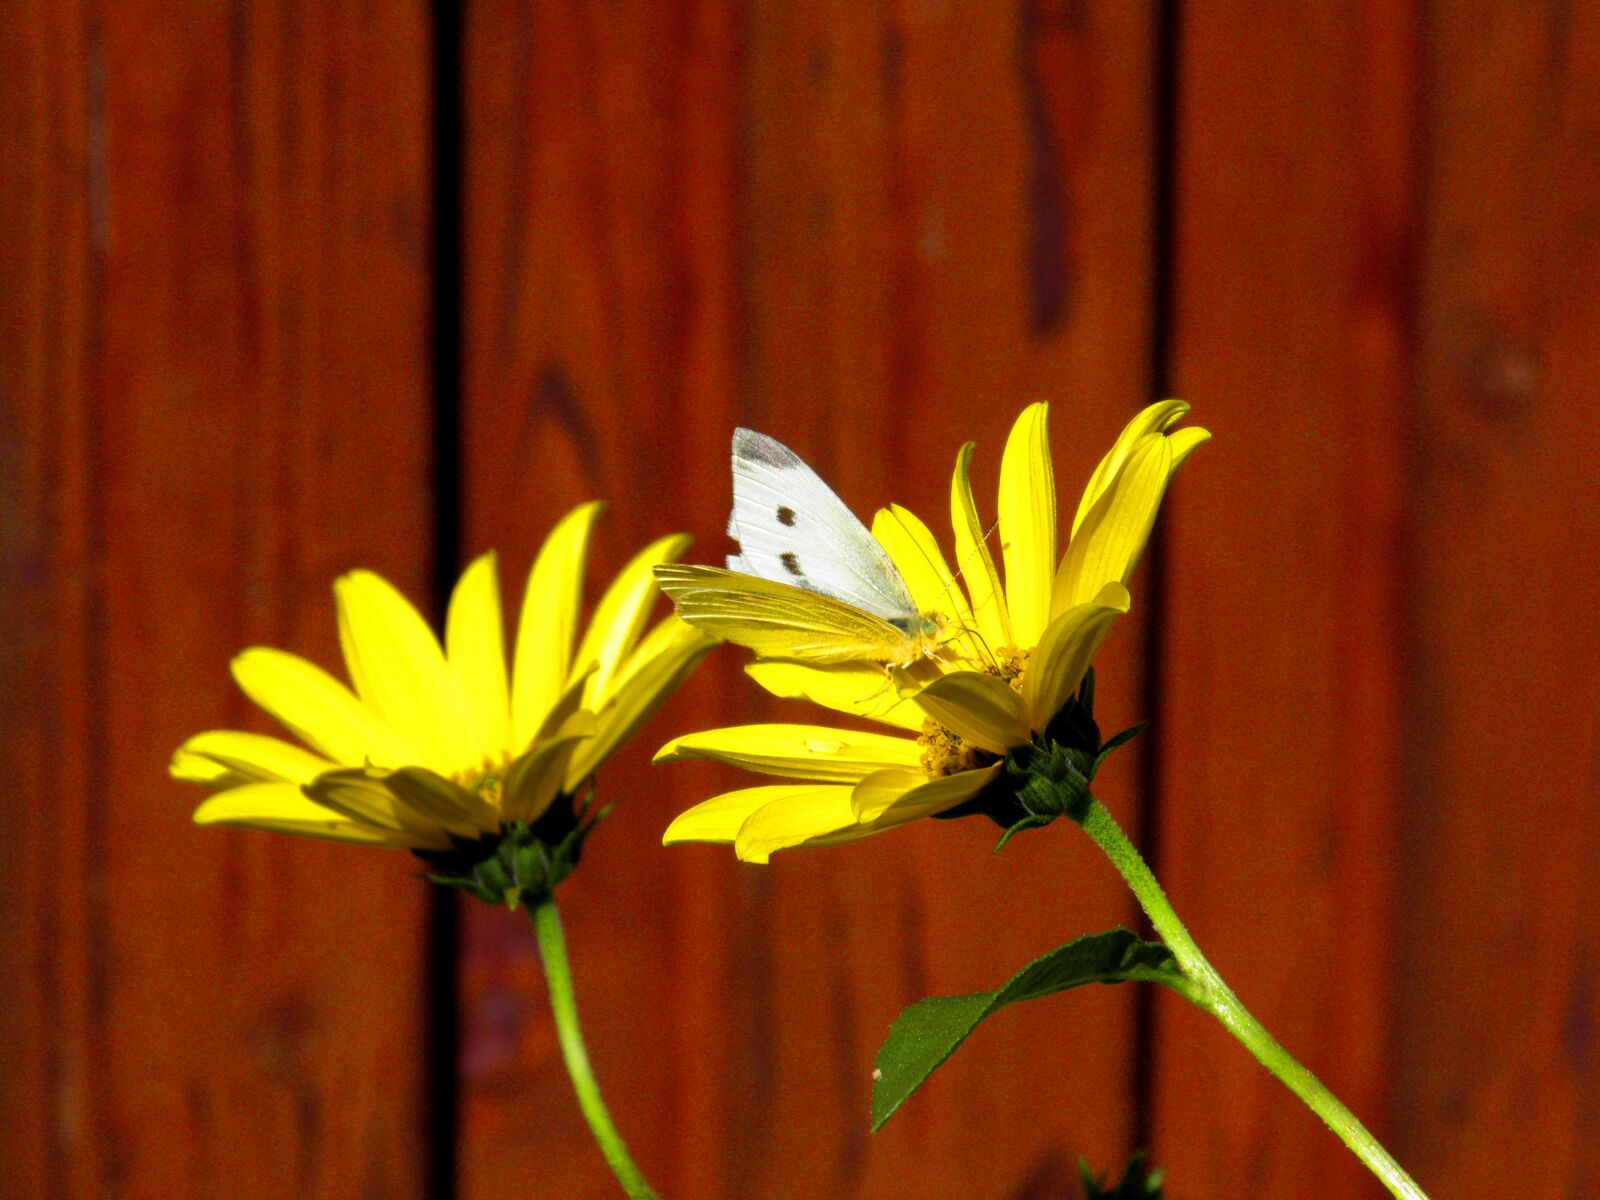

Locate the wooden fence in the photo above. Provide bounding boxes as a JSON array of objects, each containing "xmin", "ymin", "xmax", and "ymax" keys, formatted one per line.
[{"xmin": 3, "ymin": 2, "xmax": 1598, "ymax": 1197}]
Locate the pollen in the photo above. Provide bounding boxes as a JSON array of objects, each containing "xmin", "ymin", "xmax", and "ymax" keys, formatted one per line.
[
  {"xmin": 990, "ymin": 645, "xmax": 1031, "ymax": 692},
  {"xmin": 918, "ymin": 718, "xmax": 997, "ymax": 778},
  {"xmin": 461, "ymin": 770, "xmax": 505, "ymax": 809}
]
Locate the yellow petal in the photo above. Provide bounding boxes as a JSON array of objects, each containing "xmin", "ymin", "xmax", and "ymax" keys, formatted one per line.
[
  {"xmin": 613, "ymin": 612, "xmax": 708, "ymax": 691},
  {"xmin": 745, "ymin": 659, "xmax": 925, "ymax": 730},
  {"xmin": 661, "ymin": 784, "xmax": 862, "ymax": 863},
  {"xmin": 572, "ymin": 533, "xmax": 692, "ymax": 708},
  {"xmin": 1071, "ymin": 400, "xmax": 1192, "ymax": 536},
  {"xmin": 170, "ymin": 730, "xmax": 335, "ymax": 787},
  {"xmin": 446, "ymin": 552, "xmax": 512, "ymax": 769},
  {"xmin": 912, "ymin": 672, "xmax": 1031, "ymax": 754},
  {"xmin": 503, "ymin": 710, "xmax": 598, "ymax": 824},
  {"xmin": 193, "ymin": 782, "xmax": 406, "ymax": 847},
  {"xmin": 231, "ymin": 647, "xmax": 417, "ymax": 767},
  {"xmin": 1167, "ymin": 425, "xmax": 1211, "ymax": 472},
  {"xmin": 511, "ymin": 501, "xmax": 604, "ymax": 748},
  {"xmin": 1023, "ymin": 583, "xmax": 1131, "ymax": 731},
  {"xmin": 850, "ymin": 762, "xmax": 1003, "ymax": 822},
  {"xmin": 950, "ymin": 441, "xmax": 1012, "ymax": 652},
  {"xmin": 303, "ymin": 768, "xmax": 455, "ymax": 850},
  {"xmin": 733, "ymin": 785, "xmax": 871, "ymax": 863},
  {"xmin": 1054, "ymin": 426, "xmax": 1205, "ymax": 615},
  {"xmin": 846, "ymin": 768, "xmax": 921, "ymax": 821},
  {"xmin": 870, "ymin": 504, "xmax": 981, "ymax": 660},
  {"xmin": 565, "ymin": 618, "xmax": 713, "ymax": 789},
  {"xmin": 535, "ymin": 664, "xmax": 596, "ymax": 743},
  {"xmin": 998, "ymin": 403, "xmax": 1057, "ymax": 646},
  {"xmin": 384, "ymin": 766, "xmax": 500, "ymax": 839},
  {"xmin": 170, "ymin": 747, "xmax": 244, "ymax": 788},
  {"xmin": 654, "ymin": 723, "xmax": 923, "ymax": 782},
  {"xmin": 335, "ymin": 570, "xmax": 476, "ymax": 775},
  {"xmin": 662, "ymin": 787, "xmax": 778, "ymax": 846}
]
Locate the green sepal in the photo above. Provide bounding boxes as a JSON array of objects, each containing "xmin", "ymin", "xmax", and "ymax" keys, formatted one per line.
[
  {"xmin": 870, "ymin": 928, "xmax": 1183, "ymax": 1130},
  {"xmin": 980, "ymin": 669, "xmax": 1149, "ymax": 848},
  {"xmin": 992, "ymin": 813, "xmax": 1052, "ymax": 853},
  {"xmin": 1079, "ymin": 1153, "xmax": 1164, "ymax": 1199},
  {"xmin": 1043, "ymin": 665, "xmax": 1103, "ymax": 757},
  {"xmin": 1095, "ymin": 720, "xmax": 1149, "ymax": 770},
  {"xmin": 1005, "ymin": 738, "xmax": 1096, "ymax": 824},
  {"xmin": 932, "ymin": 669, "xmax": 1149, "ymax": 844},
  {"xmin": 418, "ymin": 790, "xmax": 603, "ymax": 909}
]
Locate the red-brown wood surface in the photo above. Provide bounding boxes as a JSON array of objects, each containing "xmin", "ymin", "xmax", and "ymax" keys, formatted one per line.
[
  {"xmin": 7, "ymin": 3, "xmax": 1600, "ymax": 1198},
  {"xmin": 456, "ymin": 2, "xmax": 744, "ymax": 1196},
  {"xmin": 458, "ymin": 2, "xmax": 1158, "ymax": 1197},
  {"xmin": 1160, "ymin": 3, "xmax": 1600, "ymax": 1198},
  {"xmin": 1154, "ymin": 3, "xmax": 1417, "ymax": 1195},
  {"xmin": 1393, "ymin": 3, "xmax": 1600, "ymax": 1192},
  {"xmin": 0, "ymin": 2, "xmax": 435, "ymax": 1196},
  {"xmin": 730, "ymin": 3, "xmax": 1157, "ymax": 1196}
]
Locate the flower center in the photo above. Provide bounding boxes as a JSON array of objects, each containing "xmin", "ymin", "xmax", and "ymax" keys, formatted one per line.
[
  {"xmin": 916, "ymin": 645, "xmax": 1034, "ymax": 778},
  {"xmin": 992, "ymin": 644, "xmax": 1031, "ymax": 691},
  {"xmin": 918, "ymin": 719, "xmax": 990, "ymax": 777},
  {"xmin": 458, "ymin": 767, "xmax": 507, "ymax": 811}
]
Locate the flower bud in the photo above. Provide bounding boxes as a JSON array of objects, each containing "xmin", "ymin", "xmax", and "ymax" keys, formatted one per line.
[{"xmin": 418, "ymin": 792, "xmax": 604, "ymax": 909}]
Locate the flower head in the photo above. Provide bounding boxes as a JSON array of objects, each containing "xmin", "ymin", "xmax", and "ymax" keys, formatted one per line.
[
  {"xmin": 173, "ymin": 503, "xmax": 715, "ymax": 893},
  {"xmin": 657, "ymin": 402, "xmax": 1207, "ymax": 861}
]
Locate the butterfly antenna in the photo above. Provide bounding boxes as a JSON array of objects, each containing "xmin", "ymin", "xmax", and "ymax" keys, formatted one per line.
[
  {"xmin": 946, "ymin": 517, "xmax": 1003, "ymax": 590},
  {"xmin": 881, "ymin": 506, "xmax": 976, "ymax": 628},
  {"xmin": 970, "ymin": 624, "xmax": 998, "ymax": 668},
  {"xmin": 878, "ymin": 507, "xmax": 1008, "ymax": 670},
  {"xmin": 935, "ymin": 620, "xmax": 998, "ymax": 671}
]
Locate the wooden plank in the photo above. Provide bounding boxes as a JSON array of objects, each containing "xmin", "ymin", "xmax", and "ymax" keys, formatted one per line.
[
  {"xmin": 737, "ymin": 3, "xmax": 1157, "ymax": 1197},
  {"xmin": 0, "ymin": 8, "xmax": 91, "ymax": 1195},
  {"xmin": 0, "ymin": 2, "xmax": 435, "ymax": 1196},
  {"xmin": 458, "ymin": 2, "xmax": 745, "ymax": 1196},
  {"xmin": 1153, "ymin": 3, "xmax": 1417, "ymax": 1195},
  {"xmin": 459, "ymin": 1, "xmax": 1157, "ymax": 1197},
  {"xmin": 1392, "ymin": 4, "xmax": 1600, "ymax": 1193}
]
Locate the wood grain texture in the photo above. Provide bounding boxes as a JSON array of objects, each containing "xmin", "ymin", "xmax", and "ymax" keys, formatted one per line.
[
  {"xmin": 458, "ymin": 2, "xmax": 744, "ymax": 1197},
  {"xmin": 1153, "ymin": 3, "xmax": 1418, "ymax": 1195},
  {"xmin": 736, "ymin": 3, "xmax": 1157, "ymax": 1197},
  {"xmin": 18, "ymin": 3, "xmax": 1600, "ymax": 1196},
  {"xmin": 0, "ymin": 2, "xmax": 436, "ymax": 1196},
  {"xmin": 1393, "ymin": 4, "xmax": 1600, "ymax": 1193},
  {"xmin": 458, "ymin": 1, "xmax": 1157, "ymax": 1197}
]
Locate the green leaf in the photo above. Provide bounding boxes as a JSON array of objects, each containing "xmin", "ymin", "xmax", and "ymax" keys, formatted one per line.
[{"xmin": 870, "ymin": 929, "xmax": 1184, "ymax": 1130}]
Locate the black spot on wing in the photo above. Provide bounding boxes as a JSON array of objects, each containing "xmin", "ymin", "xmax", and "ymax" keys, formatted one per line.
[
  {"xmin": 733, "ymin": 427, "xmax": 803, "ymax": 470},
  {"xmin": 780, "ymin": 552, "xmax": 804, "ymax": 577},
  {"xmin": 776, "ymin": 505, "xmax": 797, "ymax": 527}
]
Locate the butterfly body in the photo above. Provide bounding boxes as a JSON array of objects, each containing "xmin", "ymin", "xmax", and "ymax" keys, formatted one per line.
[
  {"xmin": 654, "ymin": 429, "xmax": 950, "ymax": 666},
  {"xmin": 888, "ymin": 613, "xmax": 942, "ymax": 638}
]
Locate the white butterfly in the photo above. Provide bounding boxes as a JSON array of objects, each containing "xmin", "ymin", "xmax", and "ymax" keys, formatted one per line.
[{"xmin": 654, "ymin": 429, "xmax": 947, "ymax": 665}]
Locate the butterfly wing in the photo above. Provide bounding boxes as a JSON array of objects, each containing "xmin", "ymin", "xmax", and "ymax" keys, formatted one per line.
[
  {"xmin": 654, "ymin": 564, "xmax": 915, "ymax": 664},
  {"xmin": 728, "ymin": 428, "xmax": 920, "ymax": 622}
]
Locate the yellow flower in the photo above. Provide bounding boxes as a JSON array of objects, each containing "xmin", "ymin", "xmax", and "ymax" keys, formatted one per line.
[
  {"xmin": 172, "ymin": 502, "xmax": 715, "ymax": 855},
  {"xmin": 657, "ymin": 402, "xmax": 1207, "ymax": 861}
]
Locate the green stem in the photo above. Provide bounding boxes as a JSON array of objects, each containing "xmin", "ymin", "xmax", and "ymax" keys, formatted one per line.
[
  {"xmin": 1078, "ymin": 799, "xmax": 1428, "ymax": 1200},
  {"xmin": 530, "ymin": 897, "xmax": 661, "ymax": 1200}
]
